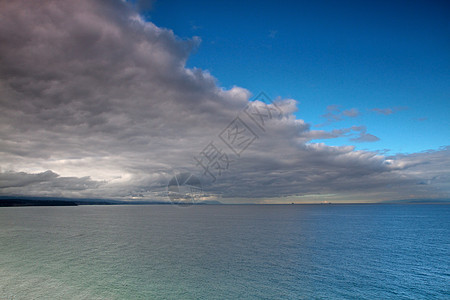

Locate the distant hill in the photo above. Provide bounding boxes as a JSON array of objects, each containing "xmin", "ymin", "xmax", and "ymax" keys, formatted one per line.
[
  {"xmin": 0, "ymin": 196, "xmax": 120, "ymax": 206},
  {"xmin": 0, "ymin": 196, "xmax": 222, "ymax": 206},
  {"xmin": 0, "ymin": 199, "xmax": 77, "ymax": 207}
]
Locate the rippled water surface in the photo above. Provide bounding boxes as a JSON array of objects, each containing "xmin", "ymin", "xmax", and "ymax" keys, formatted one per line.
[{"xmin": 1, "ymin": 204, "xmax": 449, "ymax": 299}]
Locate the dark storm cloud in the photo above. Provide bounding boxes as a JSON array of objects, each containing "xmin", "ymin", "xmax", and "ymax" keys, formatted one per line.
[
  {"xmin": 0, "ymin": 0, "xmax": 448, "ymax": 202},
  {"xmin": 0, "ymin": 170, "xmax": 101, "ymax": 198}
]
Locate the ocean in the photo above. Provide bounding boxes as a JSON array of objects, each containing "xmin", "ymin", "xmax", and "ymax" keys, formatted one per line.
[{"xmin": 0, "ymin": 204, "xmax": 449, "ymax": 299}]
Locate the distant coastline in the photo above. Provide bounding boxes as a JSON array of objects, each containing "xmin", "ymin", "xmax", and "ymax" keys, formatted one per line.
[
  {"xmin": 0, "ymin": 197, "xmax": 448, "ymax": 207},
  {"xmin": 0, "ymin": 197, "xmax": 223, "ymax": 207},
  {"xmin": 0, "ymin": 199, "xmax": 78, "ymax": 207}
]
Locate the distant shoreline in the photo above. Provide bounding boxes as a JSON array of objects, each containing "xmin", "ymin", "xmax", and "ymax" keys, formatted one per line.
[
  {"xmin": 0, "ymin": 198, "xmax": 449, "ymax": 207},
  {"xmin": 0, "ymin": 199, "xmax": 78, "ymax": 207}
]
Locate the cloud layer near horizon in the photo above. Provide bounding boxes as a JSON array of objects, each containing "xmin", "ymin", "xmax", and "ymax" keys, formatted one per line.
[{"xmin": 0, "ymin": 0, "xmax": 448, "ymax": 203}]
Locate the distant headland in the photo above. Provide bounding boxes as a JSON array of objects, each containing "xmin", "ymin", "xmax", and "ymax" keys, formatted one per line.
[{"xmin": 0, "ymin": 197, "xmax": 222, "ymax": 207}]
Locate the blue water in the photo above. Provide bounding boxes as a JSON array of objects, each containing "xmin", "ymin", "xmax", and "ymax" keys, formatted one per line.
[{"xmin": 0, "ymin": 204, "xmax": 449, "ymax": 299}]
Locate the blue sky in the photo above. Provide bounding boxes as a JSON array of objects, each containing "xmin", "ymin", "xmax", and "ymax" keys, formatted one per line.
[{"xmin": 145, "ymin": 0, "xmax": 449, "ymax": 154}]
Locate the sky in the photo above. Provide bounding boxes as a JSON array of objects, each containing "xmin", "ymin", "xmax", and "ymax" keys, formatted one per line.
[
  {"xmin": 0, "ymin": 0, "xmax": 449, "ymax": 203},
  {"xmin": 146, "ymin": 0, "xmax": 450, "ymax": 154}
]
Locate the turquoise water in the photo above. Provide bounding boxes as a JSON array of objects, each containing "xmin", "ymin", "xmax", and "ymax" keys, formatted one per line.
[{"xmin": 0, "ymin": 204, "xmax": 449, "ymax": 299}]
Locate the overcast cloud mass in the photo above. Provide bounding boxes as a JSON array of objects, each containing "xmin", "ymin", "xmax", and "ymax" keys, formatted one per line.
[{"xmin": 0, "ymin": 0, "xmax": 449, "ymax": 203}]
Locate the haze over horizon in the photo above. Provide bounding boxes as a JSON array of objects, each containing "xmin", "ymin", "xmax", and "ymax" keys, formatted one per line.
[{"xmin": 0, "ymin": 0, "xmax": 449, "ymax": 203}]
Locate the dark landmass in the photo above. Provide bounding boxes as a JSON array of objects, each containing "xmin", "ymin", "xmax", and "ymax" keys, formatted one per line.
[
  {"xmin": 0, "ymin": 196, "xmax": 223, "ymax": 207},
  {"xmin": 0, "ymin": 199, "xmax": 78, "ymax": 207},
  {"xmin": 0, "ymin": 196, "xmax": 120, "ymax": 206}
]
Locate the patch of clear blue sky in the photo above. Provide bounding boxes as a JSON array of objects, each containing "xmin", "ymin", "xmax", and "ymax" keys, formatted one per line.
[{"xmin": 139, "ymin": 0, "xmax": 449, "ymax": 155}]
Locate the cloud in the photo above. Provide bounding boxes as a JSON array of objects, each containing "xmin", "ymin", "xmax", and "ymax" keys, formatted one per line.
[
  {"xmin": 135, "ymin": 0, "xmax": 155, "ymax": 11},
  {"xmin": 342, "ymin": 108, "xmax": 359, "ymax": 117},
  {"xmin": 371, "ymin": 106, "xmax": 408, "ymax": 115},
  {"xmin": 349, "ymin": 126, "xmax": 380, "ymax": 143},
  {"xmin": 0, "ymin": 170, "xmax": 101, "ymax": 197},
  {"xmin": 0, "ymin": 0, "xmax": 448, "ymax": 203},
  {"xmin": 372, "ymin": 108, "xmax": 393, "ymax": 115},
  {"xmin": 350, "ymin": 133, "xmax": 380, "ymax": 142},
  {"xmin": 316, "ymin": 106, "xmax": 360, "ymax": 127},
  {"xmin": 303, "ymin": 126, "xmax": 379, "ymax": 143},
  {"xmin": 414, "ymin": 117, "xmax": 428, "ymax": 122}
]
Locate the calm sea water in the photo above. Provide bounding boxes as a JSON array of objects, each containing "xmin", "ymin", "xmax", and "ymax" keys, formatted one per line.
[{"xmin": 0, "ymin": 204, "xmax": 449, "ymax": 299}]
